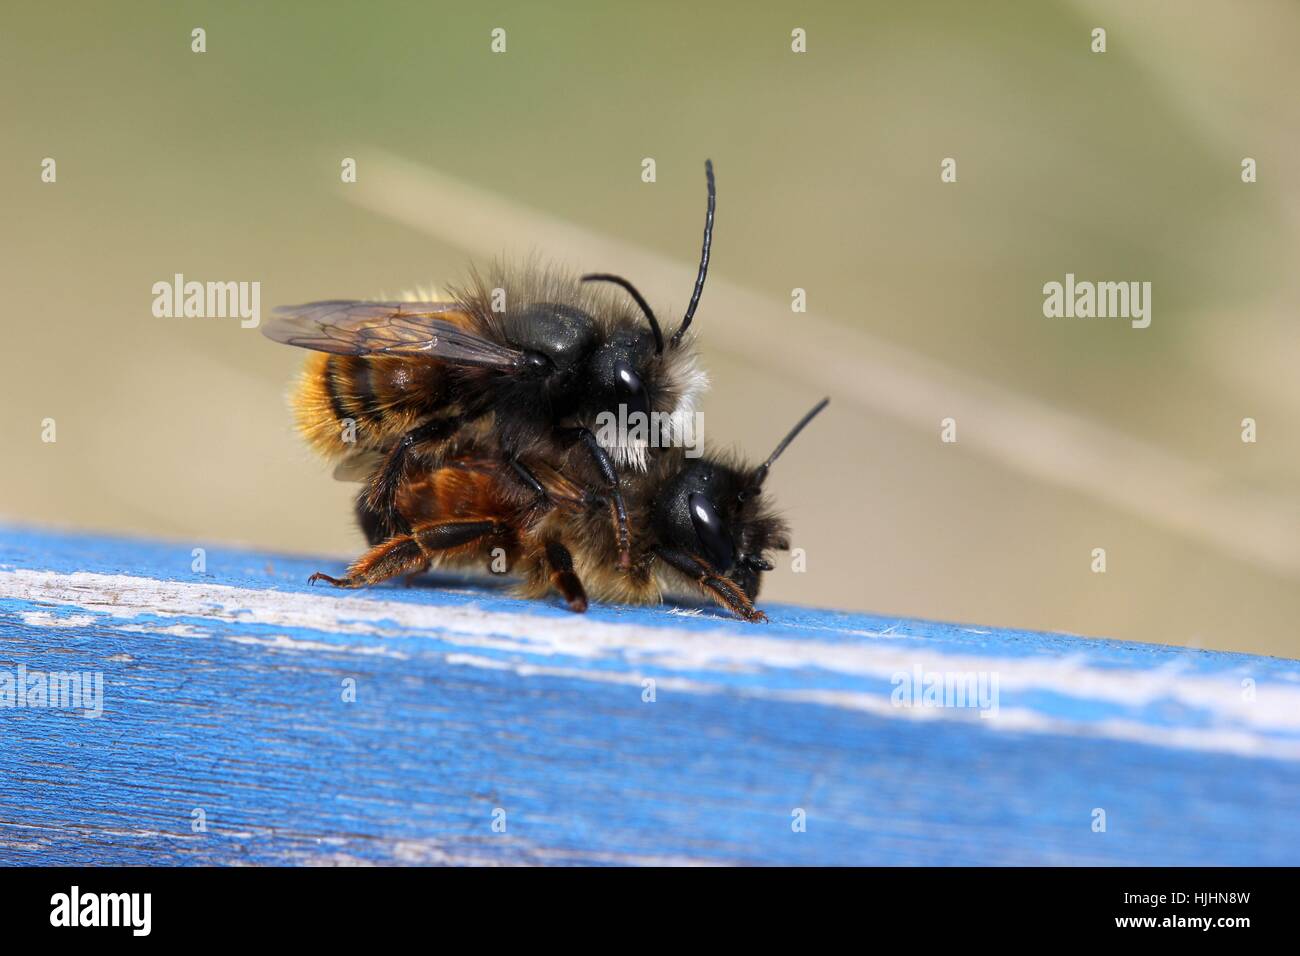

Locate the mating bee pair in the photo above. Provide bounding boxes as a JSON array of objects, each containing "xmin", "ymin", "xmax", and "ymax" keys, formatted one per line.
[{"xmin": 265, "ymin": 162, "xmax": 827, "ymax": 622}]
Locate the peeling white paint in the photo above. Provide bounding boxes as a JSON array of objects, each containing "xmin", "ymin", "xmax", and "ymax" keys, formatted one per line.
[{"xmin": 4, "ymin": 568, "xmax": 1299, "ymax": 761}]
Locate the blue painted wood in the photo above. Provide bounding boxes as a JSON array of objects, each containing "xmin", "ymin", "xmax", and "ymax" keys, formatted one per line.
[{"xmin": 1, "ymin": 525, "xmax": 1297, "ymax": 865}]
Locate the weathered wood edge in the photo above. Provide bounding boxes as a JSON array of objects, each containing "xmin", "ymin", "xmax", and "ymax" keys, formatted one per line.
[{"xmin": 1, "ymin": 525, "xmax": 1297, "ymax": 866}]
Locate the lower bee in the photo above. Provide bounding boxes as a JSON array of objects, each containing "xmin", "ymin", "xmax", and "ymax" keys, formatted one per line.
[{"xmin": 306, "ymin": 399, "xmax": 829, "ymax": 622}]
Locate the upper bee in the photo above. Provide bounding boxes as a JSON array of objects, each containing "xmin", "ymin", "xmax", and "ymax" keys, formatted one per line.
[{"xmin": 264, "ymin": 160, "xmax": 719, "ymax": 472}]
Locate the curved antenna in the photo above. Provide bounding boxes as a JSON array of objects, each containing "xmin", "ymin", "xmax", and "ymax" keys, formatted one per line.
[
  {"xmin": 752, "ymin": 397, "xmax": 829, "ymax": 488},
  {"xmin": 670, "ymin": 159, "xmax": 716, "ymax": 348},
  {"xmin": 582, "ymin": 273, "xmax": 664, "ymax": 355}
]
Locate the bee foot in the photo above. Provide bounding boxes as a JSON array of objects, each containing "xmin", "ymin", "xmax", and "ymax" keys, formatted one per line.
[{"xmin": 308, "ymin": 571, "xmax": 351, "ymax": 588}]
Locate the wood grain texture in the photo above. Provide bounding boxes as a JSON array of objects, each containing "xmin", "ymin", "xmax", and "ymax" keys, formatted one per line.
[{"xmin": 1, "ymin": 525, "xmax": 1297, "ymax": 866}]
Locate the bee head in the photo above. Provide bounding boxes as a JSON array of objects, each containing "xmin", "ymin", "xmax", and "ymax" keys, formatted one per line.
[
  {"xmin": 585, "ymin": 322, "xmax": 662, "ymax": 423},
  {"xmin": 580, "ymin": 274, "xmax": 709, "ymax": 471},
  {"xmin": 652, "ymin": 396, "xmax": 828, "ymax": 601},
  {"xmin": 652, "ymin": 457, "xmax": 789, "ymax": 601},
  {"xmin": 579, "ymin": 160, "xmax": 717, "ymax": 470}
]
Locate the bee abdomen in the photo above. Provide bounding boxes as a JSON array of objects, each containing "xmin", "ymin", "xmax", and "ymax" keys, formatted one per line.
[{"xmin": 293, "ymin": 354, "xmax": 446, "ymax": 459}]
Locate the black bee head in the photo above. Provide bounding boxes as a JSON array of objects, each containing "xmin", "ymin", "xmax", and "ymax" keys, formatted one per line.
[
  {"xmin": 578, "ymin": 275, "xmax": 711, "ymax": 470},
  {"xmin": 651, "ymin": 398, "xmax": 829, "ymax": 603},
  {"xmin": 652, "ymin": 457, "xmax": 789, "ymax": 602},
  {"xmin": 586, "ymin": 328, "xmax": 661, "ymax": 421}
]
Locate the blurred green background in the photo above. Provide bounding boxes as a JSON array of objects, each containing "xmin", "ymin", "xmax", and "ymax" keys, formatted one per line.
[{"xmin": 2, "ymin": 1, "xmax": 1297, "ymax": 656}]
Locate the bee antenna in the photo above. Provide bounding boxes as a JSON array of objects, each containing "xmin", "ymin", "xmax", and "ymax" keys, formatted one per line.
[
  {"xmin": 751, "ymin": 397, "xmax": 830, "ymax": 488},
  {"xmin": 581, "ymin": 273, "xmax": 664, "ymax": 355},
  {"xmin": 671, "ymin": 159, "xmax": 715, "ymax": 349}
]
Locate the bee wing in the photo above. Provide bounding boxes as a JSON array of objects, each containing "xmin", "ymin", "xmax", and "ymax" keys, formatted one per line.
[
  {"xmin": 264, "ymin": 300, "xmax": 525, "ymax": 366},
  {"xmin": 527, "ymin": 460, "xmax": 591, "ymax": 510},
  {"xmin": 449, "ymin": 456, "xmax": 590, "ymax": 511},
  {"xmin": 331, "ymin": 450, "xmax": 386, "ymax": 483}
]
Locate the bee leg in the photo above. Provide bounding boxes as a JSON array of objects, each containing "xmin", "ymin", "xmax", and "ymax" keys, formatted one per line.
[
  {"xmin": 562, "ymin": 427, "xmax": 631, "ymax": 570},
  {"xmin": 509, "ymin": 457, "xmax": 551, "ymax": 505},
  {"xmin": 354, "ymin": 490, "xmax": 389, "ymax": 547},
  {"xmin": 364, "ymin": 414, "xmax": 469, "ymax": 535},
  {"xmin": 653, "ymin": 547, "xmax": 767, "ymax": 623},
  {"xmin": 315, "ymin": 520, "xmax": 504, "ymax": 589},
  {"xmin": 543, "ymin": 540, "xmax": 589, "ymax": 613},
  {"xmin": 308, "ymin": 571, "xmax": 355, "ymax": 588}
]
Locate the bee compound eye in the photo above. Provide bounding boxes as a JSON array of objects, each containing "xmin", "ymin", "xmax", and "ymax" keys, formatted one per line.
[
  {"xmin": 687, "ymin": 492, "xmax": 735, "ymax": 571},
  {"xmin": 613, "ymin": 360, "xmax": 650, "ymax": 420}
]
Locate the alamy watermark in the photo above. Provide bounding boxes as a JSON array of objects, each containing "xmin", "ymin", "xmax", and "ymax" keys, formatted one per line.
[
  {"xmin": 152, "ymin": 273, "xmax": 260, "ymax": 328},
  {"xmin": 1043, "ymin": 273, "xmax": 1151, "ymax": 329},
  {"xmin": 891, "ymin": 665, "xmax": 999, "ymax": 718},
  {"xmin": 50, "ymin": 886, "xmax": 150, "ymax": 936},
  {"xmin": 0, "ymin": 664, "xmax": 104, "ymax": 718},
  {"xmin": 594, "ymin": 405, "xmax": 705, "ymax": 458}
]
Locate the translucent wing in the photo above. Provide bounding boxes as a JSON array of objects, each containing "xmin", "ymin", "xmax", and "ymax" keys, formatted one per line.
[
  {"xmin": 525, "ymin": 459, "xmax": 591, "ymax": 510},
  {"xmin": 447, "ymin": 455, "xmax": 591, "ymax": 511},
  {"xmin": 264, "ymin": 300, "xmax": 524, "ymax": 366},
  {"xmin": 332, "ymin": 451, "xmax": 385, "ymax": 483}
]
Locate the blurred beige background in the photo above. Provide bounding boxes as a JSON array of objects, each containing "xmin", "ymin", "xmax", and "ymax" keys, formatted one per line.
[{"xmin": 2, "ymin": 1, "xmax": 1297, "ymax": 657}]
